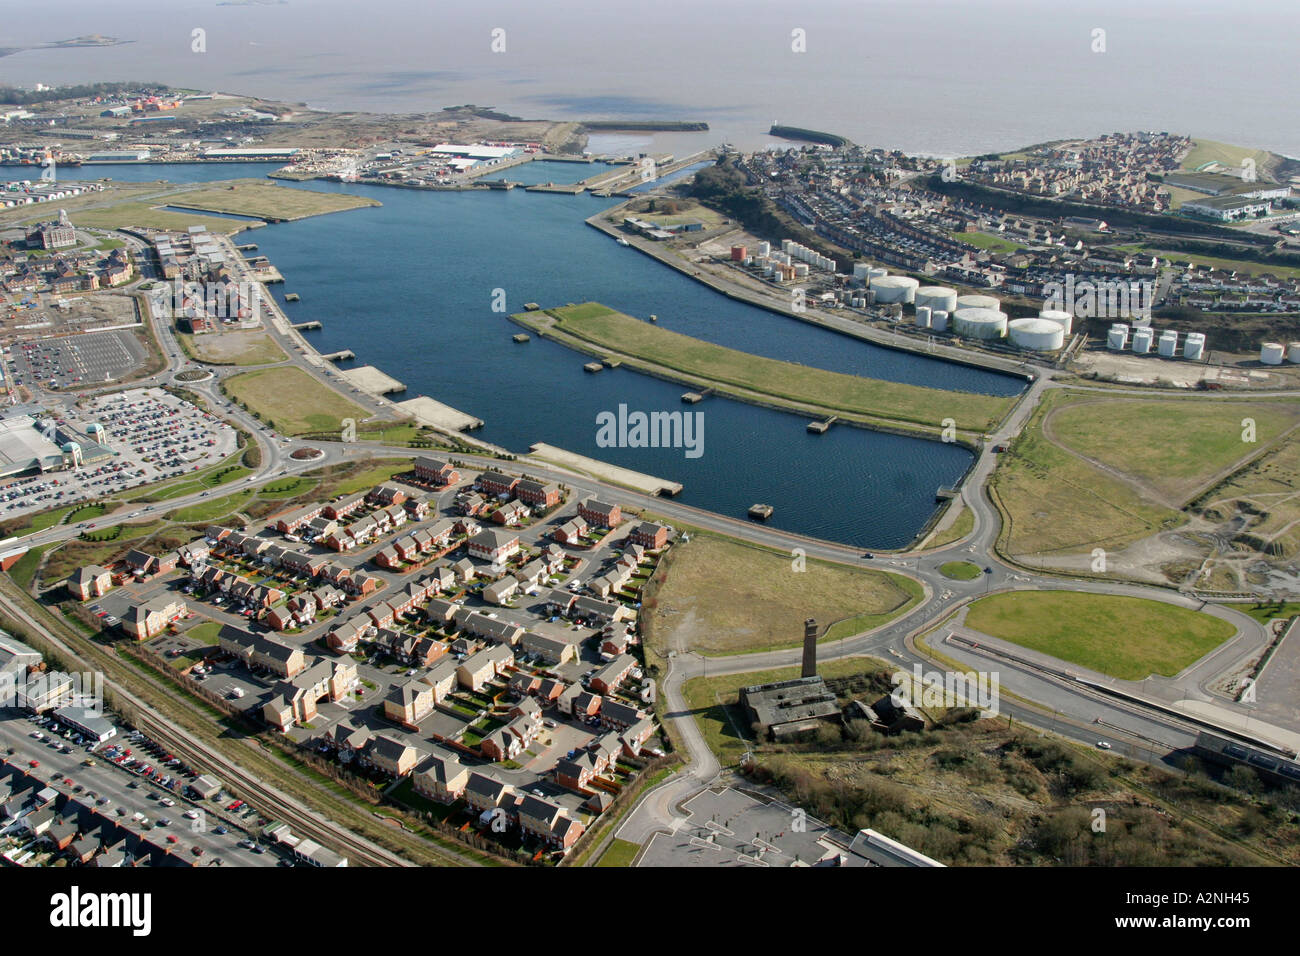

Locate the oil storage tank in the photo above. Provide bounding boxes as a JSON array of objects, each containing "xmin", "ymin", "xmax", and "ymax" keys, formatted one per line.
[
  {"xmin": 915, "ymin": 286, "xmax": 958, "ymax": 313},
  {"xmin": 915, "ymin": 306, "xmax": 932, "ymax": 328},
  {"xmin": 1158, "ymin": 330, "xmax": 1179, "ymax": 357},
  {"xmin": 1287, "ymin": 342, "xmax": 1300, "ymax": 364},
  {"xmin": 1107, "ymin": 324, "xmax": 1128, "ymax": 350},
  {"xmin": 1008, "ymin": 317, "xmax": 1065, "ymax": 351},
  {"xmin": 1183, "ymin": 332, "xmax": 1206, "ymax": 360},
  {"xmin": 1261, "ymin": 342, "xmax": 1285, "ymax": 365},
  {"xmin": 1131, "ymin": 327, "xmax": 1154, "ymax": 354},
  {"xmin": 931, "ymin": 309, "xmax": 949, "ymax": 332},
  {"xmin": 955, "ymin": 293, "xmax": 1001, "ymax": 311},
  {"xmin": 1038, "ymin": 309, "xmax": 1074, "ymax": 335},
  {"xmin": 952, "ymin": 307, "xmax": 1008, "ymax": 339},
  {"xmin": 870, "ymin": 275, "xmax": 919, "ymax": 304}
]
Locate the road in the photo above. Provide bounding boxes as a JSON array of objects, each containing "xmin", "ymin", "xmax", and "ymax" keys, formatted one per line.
[{"xmin": 3, "ymin": 215, "xmax": 1290, "ymax": 866}]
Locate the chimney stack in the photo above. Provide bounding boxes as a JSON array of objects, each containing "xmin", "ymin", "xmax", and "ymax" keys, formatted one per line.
[{"xmin": 801, "ymin": 618, "xmax": 819, "ymax": 678}]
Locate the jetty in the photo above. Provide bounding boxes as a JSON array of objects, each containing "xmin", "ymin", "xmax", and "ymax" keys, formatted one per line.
[
  {"xmin": 583, "ymin": 362, "xmax": 604, "ymax": 374},
  {"xmin": 528, "ymin": 442, "xmax": 682, "ymax": 497},
  {"xmin": 935, "ymin": 486, "xmax": 958, "ymax": 501},
  {"xmin": 748, "ymin": 503, "xmax": 774, "ymax": 521},
  {"xmin": 394, "ymin": 396, "xmax": 483, "ymax": 432},
  {"xmin": 341, "ymin": 365, "xmax": 405, "ymax": 395},
  {"xmin": 284, "ymin": 293, "xmax": 300, "ymax": 302},
  {"xmin": 512, "ymin": 333, "xmax": 531, "ymax": 343},
  {"xmin": 321, "ymin": 349, "xmax": 354, "ymax": 361},
  {"xmin": 291, "ymin": 320, "xmax": 321, "ymax": 331},
  {"xmin": 807, "ymin": 416, "xmax": 837, "ymax": 434}
]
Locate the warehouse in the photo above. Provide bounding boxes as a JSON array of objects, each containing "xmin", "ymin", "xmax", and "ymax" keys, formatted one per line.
[
  {"xmin": 0, "ymin": 414, "xmax": 70, "ymax": 479},
  {"xmin": 1182, "ymin": 194, "xmax": 1272, "ymax": 221}
]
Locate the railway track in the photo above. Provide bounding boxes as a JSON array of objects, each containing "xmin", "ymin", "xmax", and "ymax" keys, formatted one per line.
[{"xmin": 0, "ymin": 585, "xmax": 413, "ymax": 867}]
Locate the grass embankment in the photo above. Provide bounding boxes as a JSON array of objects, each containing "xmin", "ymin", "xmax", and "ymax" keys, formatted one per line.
[
  {"xmin": 0, "ymin": 501, "xmax": 111, "ymax": 538},
  {"xmin": 964, "ymin": 591, "xmax": 1235, "ymax": 679},
  {"xmin": 223, "ymin": 366, "xmax": 374, "ymax": 436},
  {"xmin": 642, "ymin": 533, "xmax": 922, "ymax": 660},
  {"xmin": 515, "ymin": 302, "xmax": 1014, "ymax": 435},
  {"xmin": 168, "ymin": 180, "xmax": 381, "ymax": 221},
  {"xmin": 595, "ymin": 839, "xmax": 641, "ymax": 867},
  {"xmin": 925, "ymin": 506, "xmax": 974, "ymax": 549}
]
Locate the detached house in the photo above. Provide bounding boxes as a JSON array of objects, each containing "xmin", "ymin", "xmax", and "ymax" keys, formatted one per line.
[
  {"xmin": 412, "ymin": 749, "xmax": 470, "ymax": 803},
  {"xmin": 467, "ymin": 529, "xmax": 519, "ymax": 566},
  {"xmin": 68, "ymin": 565, "xmax": 112, "ymax": 601}
]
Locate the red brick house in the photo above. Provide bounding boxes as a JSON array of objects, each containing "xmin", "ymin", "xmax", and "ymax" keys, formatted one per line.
[{"xmin": 578, "ymin": 497, "xmax": 622, "ymax": 528}]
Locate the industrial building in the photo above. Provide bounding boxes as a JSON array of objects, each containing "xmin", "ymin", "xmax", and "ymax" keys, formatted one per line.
[
  {"xmin": 738, "ymin": 675, "xmax": 841, "ymax": 740},
  {"xmin": 0, "ymin": 414, "xmax": 74, "ymax": 479},
  {"xmin": 1181, "ymin": 194, "xmax": 1273, "ymax": 221},
  {"xmin": 200, "ymin": 147, "xmax": 300, "ymax": 160}
]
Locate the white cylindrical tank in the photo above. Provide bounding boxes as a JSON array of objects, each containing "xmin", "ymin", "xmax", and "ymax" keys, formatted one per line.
[
  {"xmin": 915, "ymin": 286, "xmax": 959, "ymax": 313},
  {"xmin": 756, "ymin": 241, "xmax": 770, "ymax": 257},
  {"xmin": 1008, "ymin": 318, "xmax": 1065, "ymax": 351},
  {"xmin": 870, "ymin": 275, "xmax": 919, "ymax": 304},
  {"xmin": 1261, "ymin": 342, "xmax": 1285, "ymax": 365},
  {"xmin": 1184, "ymin": 332, "xmax": 1205, "ymax": 361},
  {"xmin": 867, "ymin": 267, "xmax": 888, "ymax": 282},
  {"xmin": 1287, "ymin": 342, "xmax": 1300, "ymax": 363},
  {"xmin": 1038, "ymin": 309, "xmax": 1074, "ymax": 335},
  {"xmin": 956, "ymin": 294, "xmax": 1001, "ymax": 311},
  {"xmin": 915, "ymin": 306, "xmax": 932, "ymax": 329},
  {"xmin": 931, "ymin": 309, "xmax": 949, "ymax": 332},
  {"xmin": 1131, "ymin": 327, "xmax": 1154, "ymax": 354},
  {"xmin": 952, "ymin": 307, "xmax": 1008, "ymax": 339},
  {"xmin": 852, "ymin": 262, "xmax": 872, "ymax": 281},
  {"xmin": 865, "ymin": 288, "xmax": 876, "ymax": 305},
  {"xmin": 1158, "ymin": 330, "xmax": 1179, "ymax": 357},
  {"xmin": 794, "ymin": 263, "xmax": 809, "ymax": 278},
  {"xmin": 1107, "ymin": 323, "xmax": 1129, "ymax": 350}
]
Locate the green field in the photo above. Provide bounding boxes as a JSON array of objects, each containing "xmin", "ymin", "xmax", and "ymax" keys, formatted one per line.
[
  {"xmin": 1046, "ymin": 397, "xmax": 1300, "ymax": 504},
  {"xmin": 166, "ymin": 489, "xmax": 256, "ymax": 523},
  {"xmin": 1181, "ymin": 139, "xmax": 1275, "ymax": 174},
  {"xmin": 643, "ymin": 533, "xmax": 922, "ymax": 659},
  {"xmin": 516, "ymin": 303, "xmax": 1014, "ymax": 434},
  {"xmin": 951, "ymin": 231, "xmax": 1023, "ymax": 254},
  {"xmin": 35, "ymin": 200, "xmax": 243, "ymax": 234},
  {"xmin": 940, "ymin": 561, "xmax": 982, "ymax": 580},
  {"xmin": 964, "ymin": 591, "xmax": 1235, "ymax": 680},
  {"xmin": 991, "ymin": 391, "xmax": 1184, "ymax": 556},
  {"xmin": 168, "ymin": 181, "xmax": 380, "ymax": 221},
  {"xmin": 177, "ymin": 331, "xmax": 288, "ymax": 366},
  {"xmin": 223, "ymin": 366, "xmax": 373, "ymax": 436}
]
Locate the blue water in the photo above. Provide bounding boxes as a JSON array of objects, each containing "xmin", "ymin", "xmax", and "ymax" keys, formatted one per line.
[
  {"xmin": 503, "ymin": 160, "xmax": 620, "ymax": 187},
  {"xmin": 239, "ymin": 177, "xmax": 1001, "ymax": 548}
]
